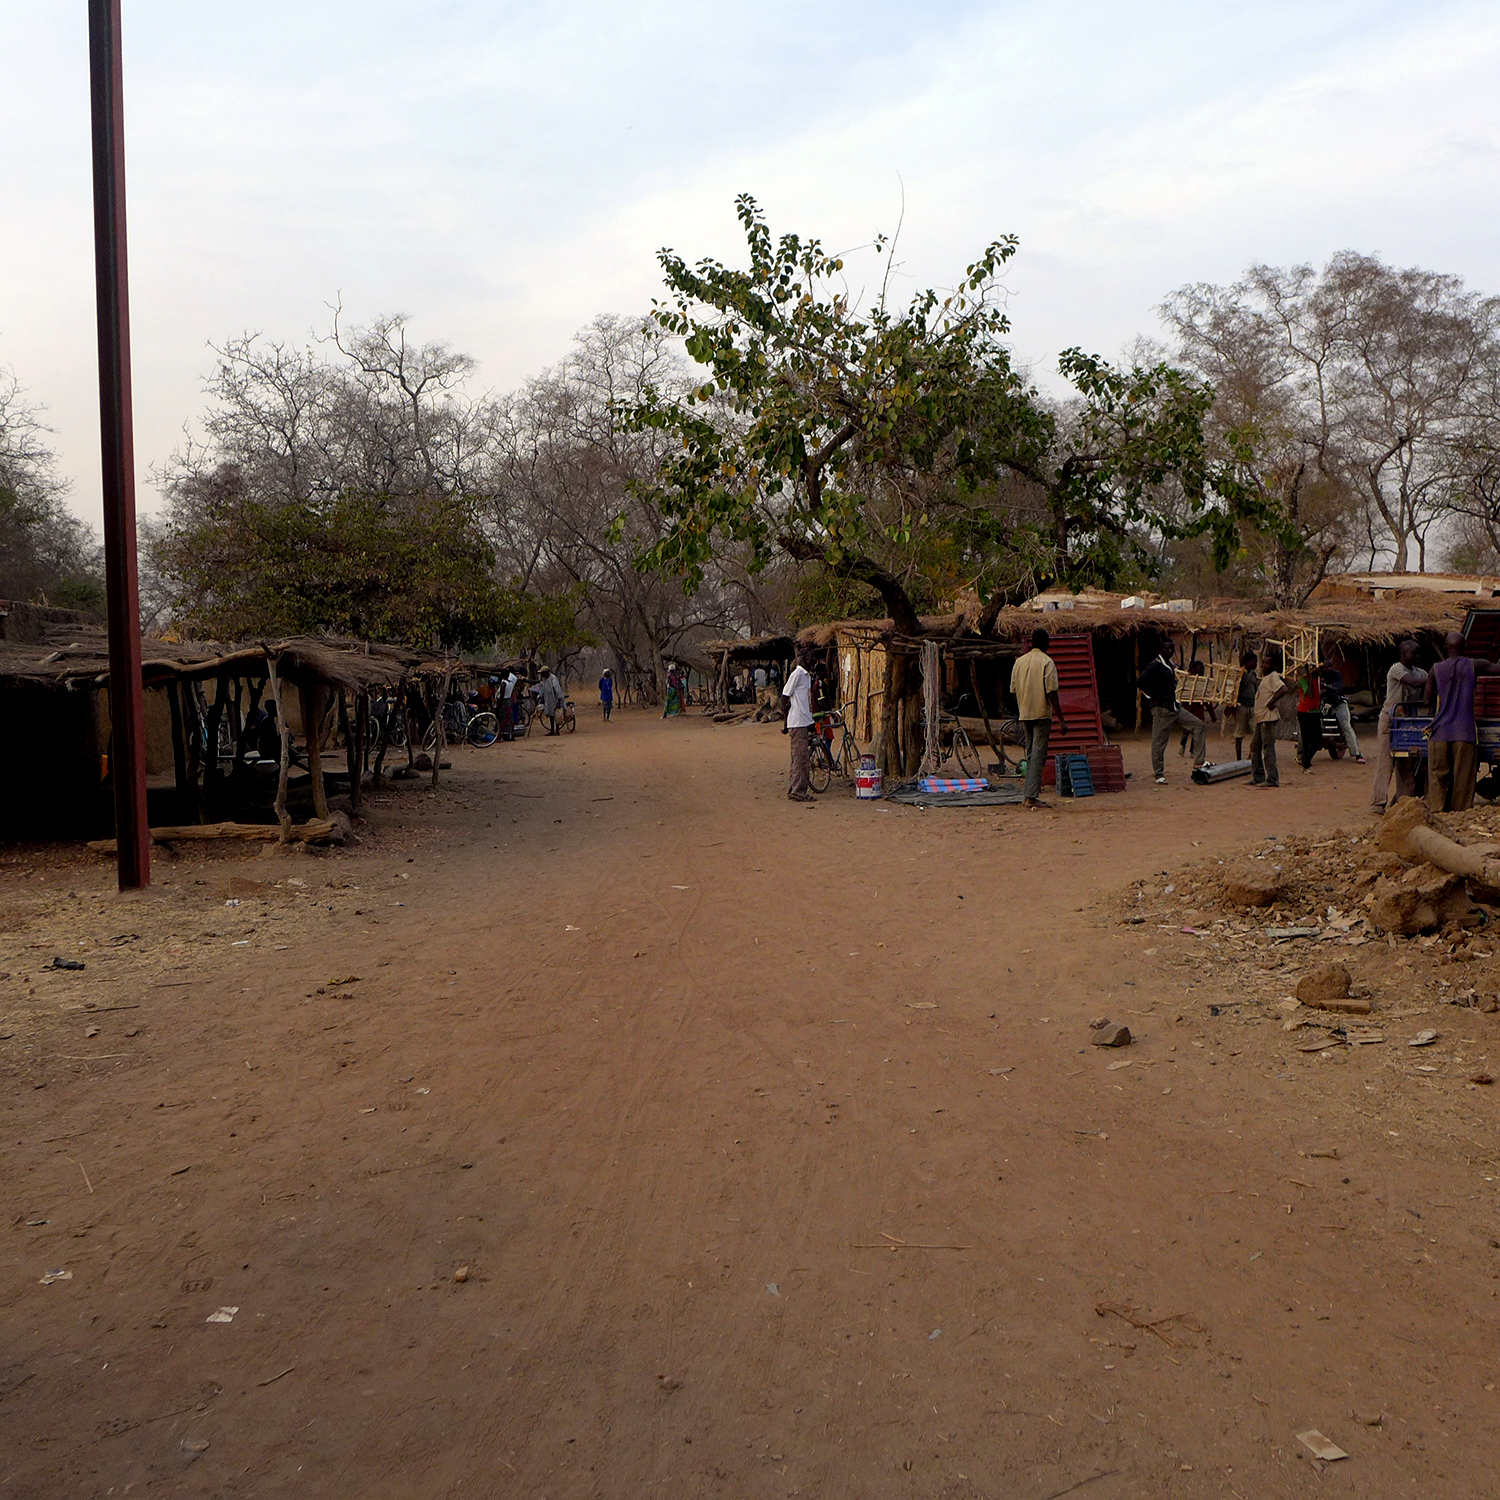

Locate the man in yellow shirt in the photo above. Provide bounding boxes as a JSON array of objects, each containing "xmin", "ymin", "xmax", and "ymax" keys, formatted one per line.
[{"xmin": 1010, "ymin": 627, "xmax": 1069, "ymax": 809}]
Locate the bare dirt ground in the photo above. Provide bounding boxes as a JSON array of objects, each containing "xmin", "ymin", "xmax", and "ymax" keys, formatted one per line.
[{"xmin": 3, "ymin": 708, "xmax": 1497, "ymax": 1499}]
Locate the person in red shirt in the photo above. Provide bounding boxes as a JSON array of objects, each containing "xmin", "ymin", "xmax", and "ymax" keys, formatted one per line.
[{"xmin": 1295, "ymin": 662, "xmax": 1322, "ymax": 772}]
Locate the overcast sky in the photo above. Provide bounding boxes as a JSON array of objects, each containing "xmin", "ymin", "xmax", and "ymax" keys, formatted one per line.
[{"xmin": 3, "ymin": 0, "xmax": 1499, "ymax": 529}]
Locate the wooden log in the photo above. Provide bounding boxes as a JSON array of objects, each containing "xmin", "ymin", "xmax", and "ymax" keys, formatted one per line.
[
  {"xmin": 264, "ymin": 655, "xmax": 293, "ymax": 842},
  {"xmin": 87, "ymin": 818, "xmax": 336, "ymax": 853},
  {"xmin": 299, "ymin": 682, "xmax": 330, "ymax": 820}
]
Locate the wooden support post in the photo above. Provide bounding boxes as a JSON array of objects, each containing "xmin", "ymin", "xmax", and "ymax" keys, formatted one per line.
[
  {"xmin": 264, "ymin": 658, "xmax": 292, "ymax": 841},
  {"xmin": 299, "ymin": 682, "xmax": 330, "ymax": 821},
  {"xmin": 403, "ymin": 683, "xmax": 417, "ymax": 771},
  {"xmin": 431, "ymin": 666, "xmax": 452, "ymax": 788},
  {"xmin": 165, "ymin": 679, "xmax": 205, "ymax": 822},
  {"xmin": 354, "ymin": 692, "xmax": 369, "ymax": 810},
  {"xmin": 203, "ymin": 673, "xmax": 227, "ymax": 802},
  {"xmin": 968, "ymin": 657, "xmax": 1002, "ymax": 770}
]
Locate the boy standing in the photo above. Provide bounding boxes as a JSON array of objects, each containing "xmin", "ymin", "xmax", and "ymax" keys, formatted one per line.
[
  {"xmin": 1250, "ymin": 645, "xmax": 1294, "ymax": 788},
  {"xmin": 1233, "ymin": 650, "xmax": 1258, "ymax": 762},
  {"xmin": 599, "ymin": 668, "xmax": 614, "ymax": 721}
]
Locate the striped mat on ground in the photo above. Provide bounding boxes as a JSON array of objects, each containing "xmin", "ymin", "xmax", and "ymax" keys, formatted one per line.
[{"xmin": 884, "ymin": 778, "xmax": 1025, "ymax": 808}]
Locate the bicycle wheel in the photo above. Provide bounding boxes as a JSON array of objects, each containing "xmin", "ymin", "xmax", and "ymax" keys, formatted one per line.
[
  {"xmin": 839, "ymin": 728, "xmax": 860, "ymax": 777},
  {"xmin": 952, "ymin": 727, "xmax": 982, "ymax": 778},
  {"xmin": 809, "ymin": 739, "xmax": 833, "ymax": 793},
  {"xmin": 562, "ymin": 705, "xmax": 577, "ymax": 733},
  {"xmin": 467, "ymin": 712, "xmax": 499, "ymax": 747}
]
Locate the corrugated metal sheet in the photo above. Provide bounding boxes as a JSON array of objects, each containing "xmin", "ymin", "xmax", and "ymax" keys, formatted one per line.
[{"xmin": 1036, "ymin": 635, "xmax": 1123, "ymax": 791}]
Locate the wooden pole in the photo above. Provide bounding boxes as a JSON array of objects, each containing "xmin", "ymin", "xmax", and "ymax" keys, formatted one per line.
[
  {"xmin": 89, "ymin": 0, "xmax": 149, "ymax": 890},
  {"xmin": 431, "ymin": 665, "xmax": 452, "ymax": 788},
  {"xmin": 264, "ymin": 658, "xmax": 292, "ymax": 842},
  {"xmin": 299, "ymin": 682, "xmax": 329, "ymax": 820},
  {"xmin": 968, "ymin": 657, "xmax": 1002, "ymax": 769}
]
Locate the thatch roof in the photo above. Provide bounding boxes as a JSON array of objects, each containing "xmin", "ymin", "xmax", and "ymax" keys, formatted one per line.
[
  {"xmin": 0, "ymin": 624, "xmax": 463, "ymax": 694},
  {"xmin": 702, "ymin": 634, "xmax": 797, "ymax": 662},
  {"xmin": 797, "ymin": 596, "xmax": 1478, "ymax": 652}
]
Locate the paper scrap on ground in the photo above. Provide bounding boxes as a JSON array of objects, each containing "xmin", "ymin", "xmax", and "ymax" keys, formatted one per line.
[
  {"xmin": 39, "ymin": 1269, "xmax": 72, "ymax": 1285},
  {"xmin": 1296, "ymin": 1429, "xmax": 1348, "ymax": 1461},
  {"xmin": 205, "ymin": 1306, "xmax": 239, "ymax": 1324}
]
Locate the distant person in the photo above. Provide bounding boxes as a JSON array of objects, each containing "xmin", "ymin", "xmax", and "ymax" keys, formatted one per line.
[
  {"xmin": 476, "ymin": 675, "xmax": 499, "ymax": 713},
  {"xmin": 1294, "ymin": 659, "xmax": 1322, "ymax": 772},
  {"xmin": 501, "ymin": 670, "xmax": 519, "ymax": 740},
  {"xmin": 257, "ymin": 701, "xmax": 282, "ymax": 762},
  {"xmin": 662, "ymin": 665, "xmax": 685, "ymax": 718},
  {"xmin": 1317, "ymin": 652, "xmax": 1363, "ymax": 763},
  {"xmin": 599, "ymin": 667, "xmax": 615, "ymax": 721},
  {"xmin": 780, "ymin": 647, "xmax": 817, "ymax": 803},
  {"xmin": 1424, "ymin": 631, "xmax": 1500, "ymax": 812},
  {"xmin": 1233, "ymin": 650, "xmax": 1258, "ymax": 762},
  {"xmin": 540, "ymin": 669, "xmax": 565, "ymax": 736},
  {"xmin": 754, "ymin": 666, "xmax": 768, "ymax": 697},
  {"xmin": 1249, "ymin": 645, "xmax": 1294, "ymax": 788},
  {"xmin": 1137, "ymin": 640, "xmax": 1206, "ymax": 785},
  {"xmin": 1010, "ymin": 627, "xmax": 1068, "ymax": 810},
  {"xmin": 1370, "ymin": 639, "xmax": 1427, "ymax": 810}
]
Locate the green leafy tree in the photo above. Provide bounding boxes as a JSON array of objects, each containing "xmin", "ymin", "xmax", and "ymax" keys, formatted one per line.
[
  {"xmin": 156, "ymin": 482, "xmax": 515, "ymax": 651},
  {"xmin": 626, "ymin": 196, "xmax": 1270, "ymax": 633}
]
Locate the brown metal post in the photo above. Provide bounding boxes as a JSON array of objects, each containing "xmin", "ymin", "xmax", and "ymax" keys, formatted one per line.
[{"xmin": 89, "ymin": 0, "xmax": 149, "ymax": 889}]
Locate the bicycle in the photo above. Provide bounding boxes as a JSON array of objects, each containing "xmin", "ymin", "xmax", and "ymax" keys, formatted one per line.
[
  {"xmin": 917, "ymin": 706, "xmax": 982, "ymax": 779},
  {"xmin": 808, "ymin": 706, "xmax": 860, "ymax": 792},
  {"xmin": 465, "ymin": 711, "xmax": 500, "ymax": 747}
]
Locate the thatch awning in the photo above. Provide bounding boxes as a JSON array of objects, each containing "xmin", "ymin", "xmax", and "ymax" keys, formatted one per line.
[
  {"xmin": 0, "ymin": 625, "xmax": 464, "ymax": 694},
  {"xmin": 702, "ymin": 634, "xmax": 797, "ymax": 663},
  {"xmin": 797, "ymin": 597, "xmax": 1480, "ymax": 652}
]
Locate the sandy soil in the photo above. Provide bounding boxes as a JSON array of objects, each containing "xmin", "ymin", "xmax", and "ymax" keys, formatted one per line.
[{"xmin": 2, "ymin": 709, "xmax": 1497, "ymax": 1499}]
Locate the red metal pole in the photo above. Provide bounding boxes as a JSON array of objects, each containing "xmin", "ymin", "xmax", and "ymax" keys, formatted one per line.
[{"xmin": 89, "ymin": 0, "xmax": 150, "ymax": 890}]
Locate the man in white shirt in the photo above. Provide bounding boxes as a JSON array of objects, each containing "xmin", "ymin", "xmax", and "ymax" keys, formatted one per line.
[
  {"xmin": 1009, "ymin": 627, "xmax": 1068, "ymax": 808},
  {"xmin": 780, "ymin": 649, "xmax": 818, "ymax": 802},
  {"xmin": 501, "ymin": 671, "xmax": 519, "ymax": 740}
]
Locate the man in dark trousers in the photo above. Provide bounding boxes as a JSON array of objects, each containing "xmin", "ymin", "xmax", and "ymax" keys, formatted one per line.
[
  {"xmin": 780, "ymin": 647, "xmax": 818, "ymax": 803},
  {"xmin": 1138, "ymin": 641, "xmax": 1206, "ymax": 785},
  {"xmin": 1010, "ymin": 627, "xmax": 1068, "ymax": 809},
  {"xmin": 1425, "ymin": 631, "xmax": 1500, "ymax": 812}
]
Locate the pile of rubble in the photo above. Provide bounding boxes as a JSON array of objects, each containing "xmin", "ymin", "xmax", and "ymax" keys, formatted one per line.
[{"xmin": 1115, "ymin": 798, "xmax": 1500, "ymax": 1064}]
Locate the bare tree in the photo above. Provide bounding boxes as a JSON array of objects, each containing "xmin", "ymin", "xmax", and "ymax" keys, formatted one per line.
[
  {"xmin": 486, "ymin": 316, "xmax": 744, "ymax": 696},
  {"xmin": 1167, "ymin": 254, "xmax": 1500, "ymax": 582}
]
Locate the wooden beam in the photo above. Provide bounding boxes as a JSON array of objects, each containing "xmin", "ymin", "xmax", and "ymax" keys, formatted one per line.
[{"xmin": 87, "ymin": 818, "xmax": 335, "ymax": 853}]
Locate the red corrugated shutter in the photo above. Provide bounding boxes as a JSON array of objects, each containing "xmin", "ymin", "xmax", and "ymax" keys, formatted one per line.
[{"xmin": 1035, "ymin": 634, "xmax": 1123, "ymax": 790}]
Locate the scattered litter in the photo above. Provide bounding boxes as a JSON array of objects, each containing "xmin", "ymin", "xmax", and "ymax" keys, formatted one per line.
[
  {"xmin": 328, "ymin": 975, "xmax": 362, "ymax": 987},
  {"xmin": 180, "ymin": 1436, "xmax": 210, "ymax": 1454},
  {"xmin": 1304, "ymin": 1148, "xmax": 1339, "ymax": 1160},
  {"xmin": 1296, "ymin": 1429, "xmax": 1348, "ymax": 1461},
  {"xmin": 258, "ymin": 1366, "xmax": 296, "ymax": 1387},
  {"xmin": 1408, "ymin": 1029, "xmax": 1440, "ymax": 1047},
  {"xmin": 1091, "ymin": 1024, "xmax": 1132, "ymax": 1048},
  {"xmin": 1298, "ymin": 1036, "xmax": 1343, "ymax": 1053},
  {"xmin": 25, "ymin": 1219, "xmax": 47, "ymax": 1227},
  {"xmin": 987, "ymin": 1067, "xmax": 1013, "ymax": 1076},
  {"xmin": 928, "ymin": 1328, "xmax": 942, "ymax": 1340},
  {"xmin": 205, "ymin": 1306, "xmax": 239, "ymax": 1324},
  {"xmin": 49, "ymin": 957, "xmax": 85, "ymax": 971},
  {"xmin": 359, "ymin": 1107, "xmax": 376, "ymax": 1114},
  {"xmin": 1266, "ymin": 927, "xmax": 1320, "ymax": 941},
  {"xmin": 765, "ymin": 1282, "xmax": 780, "ymax": 1297},
  {"xmin": 224, "ymin": 899, "xmax": 240, "ymax": 908},
  {"xmin": 85, "ymin": 1025, "xmax": 99, "ymax": 1038},
  {"xmin": 564, "ymin": 925, "xmax": 580, "ymax": 932},
  {"xmin": 415, "ymin": 1086, "xmax": 430, "ymax": 1095},
  {"xmin": 1345, "ymin": 1028, "xmax": 1385, "ymax": 1046},
  {"xmin": 907, "ymin": 1002, "xmax": 938, "ymax": 1010},
  {"xmin": 230, "ymin": 940, "xmax": 250, "ymax": 947},
  {"xmin": 1106, "ymin": 1060, "xmax": 1132, "ymax": 1071},
  {"xmin": 671, "ymin": 885, "xmax": 690, "ymax": 890},
  {"xmin": 39, "ymin": 1268, "xmax": 72, "ymax": 1285},
  {"xmin": 1248, "ymin": 1251, "xmax": 1263, "ymax": 1262},
  {"xmin": 1352, "ymin": 1411, "xmax": 1383, "ymax": 1426}
]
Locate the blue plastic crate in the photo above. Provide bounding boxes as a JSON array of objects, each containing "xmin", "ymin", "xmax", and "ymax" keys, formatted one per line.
[{"xmin": 1058, "ymin": 753, "xmax": 1095, "ymax": 798}]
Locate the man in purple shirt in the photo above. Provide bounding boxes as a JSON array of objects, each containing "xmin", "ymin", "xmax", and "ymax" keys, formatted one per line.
[{"xmin": 1425, "ymin": 631, "xmax": 1500, "ymax": 812}]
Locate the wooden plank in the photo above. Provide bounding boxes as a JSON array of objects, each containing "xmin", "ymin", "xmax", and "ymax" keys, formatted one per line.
[{"xmin": 87, "ymin": 818, "xmax": 335, "ymax": 853}]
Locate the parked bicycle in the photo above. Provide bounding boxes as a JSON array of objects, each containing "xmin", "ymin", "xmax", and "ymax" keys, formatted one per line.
[
  {"xmin": 808, "ymin": 705, "xmax": 860, "ymax": 792},
  {"xmin": 916, "ymin": 704, "xmax": 982, "ymax": 778}
]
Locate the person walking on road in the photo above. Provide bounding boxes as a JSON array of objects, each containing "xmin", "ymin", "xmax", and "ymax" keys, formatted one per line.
[
  {"xmin": 1370, "ymin": 640, "xmax": 1427, "ymax": 810},
  {"xmin": 1425, "ymin": 631, "xmax": 1500, "ymax": 813},
  {"xmin": 599, "ymin": 668, "xmax": 614, "ymax": 721},
  {"xmin": 1249, "ymin": 645, "xmax": 1294, "ymax": 788},
  {"xmin": 1138, "ymin": 641, "xmax": 1206, "ymax": 785},
  {"xmin": 1010, "ymin": 627, "xmax": 1068, "ymax": 809},
  {"xmin": 781, "ymin": 648, "xmax": 818, "ymax": 803}
]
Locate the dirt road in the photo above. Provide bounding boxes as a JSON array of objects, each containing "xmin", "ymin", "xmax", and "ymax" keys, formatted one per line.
[{"xmin": 3, "ymin": 710, "xmax": 1497, "ymax": 1498}]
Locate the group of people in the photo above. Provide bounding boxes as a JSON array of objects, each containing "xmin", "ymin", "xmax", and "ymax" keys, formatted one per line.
[{"xmin": 471, "ymin": 667, "xmax": 570, "ymax": 738}]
